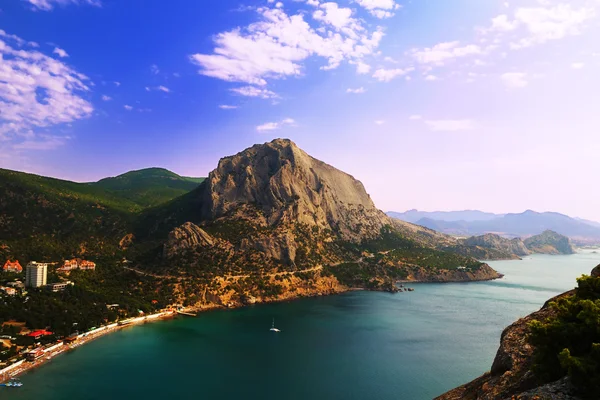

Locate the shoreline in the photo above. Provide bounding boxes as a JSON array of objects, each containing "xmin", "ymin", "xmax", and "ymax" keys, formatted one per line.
[
  {"xmin": 0, "ymin": 311, "xmax": 176, "ymax": 384},
  {"xmin": 0, "ymin": 273, "xmax": 505, "ymax": 384}
]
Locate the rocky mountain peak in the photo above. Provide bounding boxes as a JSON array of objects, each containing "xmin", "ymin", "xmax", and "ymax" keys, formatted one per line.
[{"xmin": 201, "ymin": 138, "xmax": 390, "ymax": 242}]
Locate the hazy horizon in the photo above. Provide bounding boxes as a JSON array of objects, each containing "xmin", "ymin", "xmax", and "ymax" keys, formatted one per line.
[{"xmin": 2, "ymin": 0, "xmax": 600, "ymax": 220}]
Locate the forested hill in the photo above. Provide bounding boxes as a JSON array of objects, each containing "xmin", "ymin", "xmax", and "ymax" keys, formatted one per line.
[
  {"xmin": 0, "ymin": 167, "xmax": 204, "ymax": 261},
  {"xmin": 90, "ymin": 168, "xmax": 204, "ymax": 208}
]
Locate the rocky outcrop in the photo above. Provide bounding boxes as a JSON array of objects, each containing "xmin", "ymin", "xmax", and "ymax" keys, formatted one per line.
[
  {"xmin": 404, "ymin": 263, "xmax": 503, "ymax": 283},
  {"xmin": 163, "ymin": 222, "xmax": 215, "ymax": 258},
  {"xmin": 435, "ymin": 290, "xmax": 578, "ymax": 400},
  {"xmin": 201, "ymin": 138, "xmax": 390, "ymax": 243},
  {"xmin": 119, "ymin": 233, "xmax": 135, "ymax": 250},
  {"xmin": 524, "ymin": 230, "xmax": 575, "ymax": 255},
  {"xmin": 463, "ymin": 234, "xmax": 531, "ymax": 258}
]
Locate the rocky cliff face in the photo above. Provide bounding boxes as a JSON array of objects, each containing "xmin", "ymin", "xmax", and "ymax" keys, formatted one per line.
[
  {"xmin": 201, "ymin": 139, "xmax": 390, "ymax": 243},
  {"xmin": 524, "ymin": 230, "xmax": 575, "ymax": 255},
  {"xmin": 435, "ymin": 290, "xmax": 579, "ymax": 400},
  {"xmin": 163, "ymin": 222, "xmax": 217, "ymax": 258},
  {"xmin": 462, "ymin": 233, "xmax": 531, "ymax": 259}
]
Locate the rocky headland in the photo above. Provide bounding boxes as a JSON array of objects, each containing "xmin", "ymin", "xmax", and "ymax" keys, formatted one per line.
[{"xmin": 436, "ymin": 265, "xmax": 600, "ymax": 400}]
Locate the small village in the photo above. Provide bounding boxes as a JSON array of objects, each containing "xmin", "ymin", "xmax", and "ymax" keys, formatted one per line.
[{"xmin": 0, "ymin": 258, "xmax": 186, "ymax": 384}]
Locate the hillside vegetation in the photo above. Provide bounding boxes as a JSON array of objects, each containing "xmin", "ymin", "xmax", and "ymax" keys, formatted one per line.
[{"xmin": 91, "ymin": 168, "xmax": 204, "ymax": 208}]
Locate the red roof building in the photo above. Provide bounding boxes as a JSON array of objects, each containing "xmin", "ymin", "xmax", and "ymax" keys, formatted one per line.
[
  {"xmin": 3, "ymin": 260, "xmax": 23, "ymax": 273},
  {"xmin": 57, "ymin": 259, "xmax": 79, "ymax": 272},
  {"xmin": 27, "ymin": 330, "xmax": 53, "ymax": 340},
  {"xmin": 57, "ymin": 259, "xmax": 96, "ymax": 272},
  {"xmin": 79, "ymin": 260, "xmax": 96, "ymax": 270}
]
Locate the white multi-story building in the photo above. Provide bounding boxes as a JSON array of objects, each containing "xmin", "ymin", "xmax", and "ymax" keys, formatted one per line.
[{"xmin": 25, "ymin": 262, "xmax": 48, "ymax": 288}]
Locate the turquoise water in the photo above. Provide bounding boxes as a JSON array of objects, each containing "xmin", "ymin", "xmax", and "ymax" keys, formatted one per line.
[{"xmin": 9, "ymin": 252, "xmax": 600, "ymax": 400}]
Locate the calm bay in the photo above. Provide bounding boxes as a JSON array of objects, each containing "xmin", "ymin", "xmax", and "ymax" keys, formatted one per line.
[{"xmin": 8, "ymin": 251, "xmax": 600, "ymax": 400}]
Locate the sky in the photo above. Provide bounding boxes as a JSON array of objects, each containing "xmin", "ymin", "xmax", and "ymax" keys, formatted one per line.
[{"xmin": 1, "ymin": 0, "xmax": 600, "ymax": 220}]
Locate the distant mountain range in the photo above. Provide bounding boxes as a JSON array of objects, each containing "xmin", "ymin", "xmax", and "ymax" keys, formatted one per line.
[{"xmin": 387, "ymin": 210, "xmax": 600, "ymax": 243}]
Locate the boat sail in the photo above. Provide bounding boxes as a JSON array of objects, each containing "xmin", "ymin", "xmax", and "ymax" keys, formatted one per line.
[{"xmin": 270, "ymin": 318, "xmax": 281, "ymax": 332}]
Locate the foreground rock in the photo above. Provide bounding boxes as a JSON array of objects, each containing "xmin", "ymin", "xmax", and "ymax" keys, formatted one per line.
[{"xmin": 435, "ymin": 288, "xmax": 583, "ymax": 399}]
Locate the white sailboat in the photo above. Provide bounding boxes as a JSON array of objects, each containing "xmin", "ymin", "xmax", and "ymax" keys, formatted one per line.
[{"xmin": 270, "ymin": 318, "xmax": 281, "ymax": 332}]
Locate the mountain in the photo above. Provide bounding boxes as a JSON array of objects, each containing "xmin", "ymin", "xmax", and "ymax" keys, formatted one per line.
[
  {"xmin": 437, "ymin": 266, "xmax": 600, "ymax": 400},
  {"xmin": 0, "ymin": 140, "xmax": 504, "ymax": 310},
  {"xmin": 462, "ymin": 234, "xmax": 530, "ymax": 259},
  {"xmin": 460, "ymin": 231, "xmax": 575, "ymax": 260},
  {"xmin": 132, "ymin": 139, "xmax": 502, "ymax": 306},
  {"xmin": 524, "ymin": 230, "xmax": 575, "ymax": 255},
  {"xmin": 387, "ymin": 209, "xmax": 501, "ymax": 223},
  {"xmin": 0, "ymin": 166, "xmax": 203, "ymax": 261},
  {"xmin": 408, "ymin": 210, "xmax": 600, "ymax": 243},
  {"xmin": 90, "ymin": 168, "xmax": 204, "ymax": 208},
  {"xmin": 0, "ymin": 168, "xmax": 137, "ymax": 261}
]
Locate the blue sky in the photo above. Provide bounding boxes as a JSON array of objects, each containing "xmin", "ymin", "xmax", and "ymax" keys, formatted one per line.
[{"xmin": 1, "ymin": 0, "xmax": 600, "ymax": 219}]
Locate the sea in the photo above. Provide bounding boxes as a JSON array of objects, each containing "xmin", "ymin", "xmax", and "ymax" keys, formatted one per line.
[{"xmin": 8, "ymin": 251, "xmax": 600, "ymax": 400}]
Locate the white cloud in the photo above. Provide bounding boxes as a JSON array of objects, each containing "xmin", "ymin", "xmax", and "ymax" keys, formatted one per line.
[
  {"xmin": 13, "ymin": 134, "xmax": 70, "ymax": 151},
  {"xmin": 256, "ymin": 117, "xmax": 296, "ymax": 131},
  {"xmin": 355, "ymin": 61, "xmax": 371, "ymax": 74},
  {"xmin": 0, "ymin": 31, "xmax": 93, "ymax": 147},
  {"xmin": 124, "ymin": 105, "xmax": 133, "ymax": 111},
  {"xmin": 425, "ymin": 119, "xmax": 475, "ymax": 132},
  {"xmin": 24, "ymin": 0, "xmax": 101, "ymax": 11},
  {"xmin": 52, "ymin": 47, "xmax": 69, "ymax": 58},
  {"xmin": 375, "ymin": 120, "xmax": 385, "ymax": 125},
  {"xmin": 101, "ymin": 95, "xmax": 112, "ymax": 101},
  {"xmin": 145, "ymin": 85, "xmax": 171, "ymax": 93},
  {"xmin": 409, "ymin": 115, "xmax": 422, "ymax": 120},
  {"xmin": 411, "ymin": 41, "xmax": 483, "ymax": 65},
  {"xmin": 150, "ymin": 64, "xmax": 160, "ymax": 75},
  {"xmin": 425, "ymin": 74, "xmax": 438, "ymax": 81},
  {"xmin": 312, "ymin": 2, "xmax": 356, "ymax": 30},
  {"xmin": 114, "ymin": 81, "xmax": 121, "ymax": 87},
  {"xmin": 501, "ymin": 72, "xmax": 528, "ymax": 88},
  {"xmin": 356, "ymin": 0, "xmax": 400, "ymax": 19},
  {"xmin": 372, "ymin": 67, "xmax": 414, "ymax": 82},
  {"xmin": 219, "ymin": 105, "xmax": 238, "ymax": 109},
  {"xmin": 483, "ymin": 4, "xmax": 595, "ymax": 50},
  {"xmin": 571, "ymin": 62, "xmax": 585, "ymax": 69},
  {"xmin": 489, "ymin": 14, "xmax": 518, "ymax": 32},
  {"xmin": 346, "ymin": 87, "xmax": 366, "ymax": 94},
  {"xmin": 189, "ymin": 6, "xmax": 383, "ymax": 86},
  {"xmin": 230, "ymin": 86, "xmax": 279, "ymax": 99}
]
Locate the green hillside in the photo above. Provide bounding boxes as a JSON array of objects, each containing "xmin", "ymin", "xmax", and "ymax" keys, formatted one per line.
[
  {"xmin": 91, "ymin": 168, "xmax": 204, "ymax": 208},
  {"xmin": 0, "ymin": 167, "xmax": 204, "ymax": 261}
]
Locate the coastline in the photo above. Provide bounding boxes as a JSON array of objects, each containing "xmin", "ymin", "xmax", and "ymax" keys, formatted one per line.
[
  {"xmin": 0, "ymin": 311, "xmax": 176, "ymax": 384},
  {"xmin": 0, "ymin": 270, "xmax": 505, "ymax": 385}
]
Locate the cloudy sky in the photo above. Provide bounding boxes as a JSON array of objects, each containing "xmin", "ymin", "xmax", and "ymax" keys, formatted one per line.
[{"xmin": 1, "ymin": 0, "xmax": 600, "ymax": 219}]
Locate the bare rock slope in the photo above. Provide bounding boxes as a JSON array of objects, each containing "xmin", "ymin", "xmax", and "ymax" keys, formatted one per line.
[{"xmin": 201, "ymin": 138, "xmax": 389, "ymax": 242}]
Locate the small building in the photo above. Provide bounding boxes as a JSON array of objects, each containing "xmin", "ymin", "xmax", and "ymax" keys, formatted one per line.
[
  {"xmin": 46, "ymin": 281, "xmax": 73, "ymax": 292},
  {"xmin": 57, "ymin": 259, "xmax": 96, "ymax": 272},
  {"xmin": 6, "ymin": 281, "xmax": 25, "ymax": 289},
  {"xmin": 25, "ymin": 262, "xmax": 48, "ymax": 288},
  {"xmin": 79, "ymin": 260, "xmax": 96, "ymax": 270},
  {"xmin": 26, "ymin": 348, "xmax": 45, "ymax": 361},
  {"xmin": 57, "ymin": 259, "xmax": 79, "ymax": 272},
  {"xmin": 0, "ymin": 287, "xmax": 17, "ymax": 296},
  {"xmin": 2, "ymin": 260, "xmax": 23, "ymax": 273},
  {"xmin": 27, "ymin": 330, "xmax": 53, "ymax": 340},
  {"xmin": 63, "ymin": 334, "xmax": 78, "ymax": 344}
]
